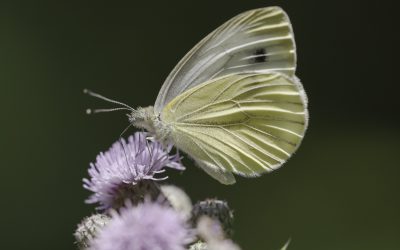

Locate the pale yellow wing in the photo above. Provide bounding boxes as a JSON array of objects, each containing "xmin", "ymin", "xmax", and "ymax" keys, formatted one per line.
[
  {"xmin": 161, "ymin": 72, "xmax": 308, "ymax": 184},
  {"xmin": 155, "ymin": 7, "xmax": 296, "ymax": 113}
]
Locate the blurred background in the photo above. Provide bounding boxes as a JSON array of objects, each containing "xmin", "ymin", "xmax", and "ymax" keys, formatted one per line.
[{"xmin": 1, "ymin": 0, "xmax": 399, "ymax": 249}]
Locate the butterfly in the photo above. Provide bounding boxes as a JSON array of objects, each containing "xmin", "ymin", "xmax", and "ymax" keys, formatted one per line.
[{"xmin": 85, "ymin": 6, "xmax": 309, "ymax": 184}]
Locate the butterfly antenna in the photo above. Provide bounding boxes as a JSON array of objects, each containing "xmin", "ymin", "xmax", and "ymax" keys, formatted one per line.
[
  {"xmin": 83, "ymin": 89, "xmax": 135, "ymax": 111},
  {"xmin": 86, "ymin": 107, "xmax": 132, "ymax": 114},
  {"xmin": 83, "ymin": 89, "xmax": 136, "ymax": 174}
]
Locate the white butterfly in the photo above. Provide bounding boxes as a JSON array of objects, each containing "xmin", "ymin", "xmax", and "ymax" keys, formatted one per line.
[{"xmin": 86, "ymin": 7, "xmax": 308, "ymax": 184}]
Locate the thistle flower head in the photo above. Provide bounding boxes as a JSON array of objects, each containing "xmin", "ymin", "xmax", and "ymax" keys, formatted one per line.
[
  {"xmin": 89, "ymin": 200, "xmax": 193, "ymax": 250},
  {"xmin": 84, "ymin": 132, "xmax": 184, "ymax": 210},
  {"xmin": 192, "ymin": 199, "xmax": 234, "ymax": 237}
]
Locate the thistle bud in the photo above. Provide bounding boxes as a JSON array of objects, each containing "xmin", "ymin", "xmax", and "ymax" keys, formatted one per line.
[
  {"xmin": 192, "ymin": 199, "xmax": 234, "ymax": 237},
  {"xmin": 189, "ymin": 241, "xmax": 208, "ymax": 250},
  {"xmin": 74, "ymin": 214, "xmax": 110, "ymax": 249},
  {"xmin": 161, "ymin": 185, "xmax": 192, "ymax": 219}
]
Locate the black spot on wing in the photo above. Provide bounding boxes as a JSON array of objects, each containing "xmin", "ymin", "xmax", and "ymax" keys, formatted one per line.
[{"xmin": 253, "ymin": 48, "xmax": 267, "ymax": 63}]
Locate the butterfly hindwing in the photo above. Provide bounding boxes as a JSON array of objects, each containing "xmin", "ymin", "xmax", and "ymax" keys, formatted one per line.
[
  {"xmin": 155, "ymin": 7, "xmax": 296, "ymax": 113},
  {"xmin": 161, "ymin": 72, "xmax": 308, "ymax": 184},
  {"xmin": 197, "ymin": 161, "xmax": 236, "ymax": 185}
]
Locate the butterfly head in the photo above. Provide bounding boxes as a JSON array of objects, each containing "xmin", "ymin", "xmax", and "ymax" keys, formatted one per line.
[
  {"xmin": 84, "ymin": 89, "xmax": 169, "ymax": 141},
  {"xmin": 128, "ymin": 106, "xmax": 157, "ymax": 133},
  {"xmin": 129, "ymin": 106, "xmax": 172, "ymax": 144}
]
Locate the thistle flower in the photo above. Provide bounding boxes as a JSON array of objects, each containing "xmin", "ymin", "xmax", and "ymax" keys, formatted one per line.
[
  {"xmin": 89, "ymin": 200, "xmax": 193, "ymax": 250},
  {"xmin": 83, "ymin": 132, "xmax": 184, "ymax": 210}
]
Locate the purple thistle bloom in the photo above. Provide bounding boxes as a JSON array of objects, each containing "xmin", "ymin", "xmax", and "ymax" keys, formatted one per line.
[
  {"xmin": 89, "ymin": 200, "xmax": 193, "ymax": 250},
  {"xmin": 84, "ymin": 132, "xmax": 184, "ymax": 210}
]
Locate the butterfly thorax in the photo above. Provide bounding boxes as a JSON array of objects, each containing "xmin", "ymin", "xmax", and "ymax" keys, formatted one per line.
[{"xmin": 128, "ymin": 106, "xmax": 171, "ymax": 142}]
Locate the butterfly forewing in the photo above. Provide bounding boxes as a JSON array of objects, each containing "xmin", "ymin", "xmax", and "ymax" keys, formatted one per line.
[
  {"xmin": 161, "ymin": 72, "xmax": 308, "ymax": 184},
  {"xmin": 155, "ymin": 7, "xmax": 296, "ymax": 113}
]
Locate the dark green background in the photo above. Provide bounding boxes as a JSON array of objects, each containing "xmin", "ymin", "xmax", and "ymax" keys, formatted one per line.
[{"xmin": 1, "ymin": 1, "xmax": 399, "ymax": 249}]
